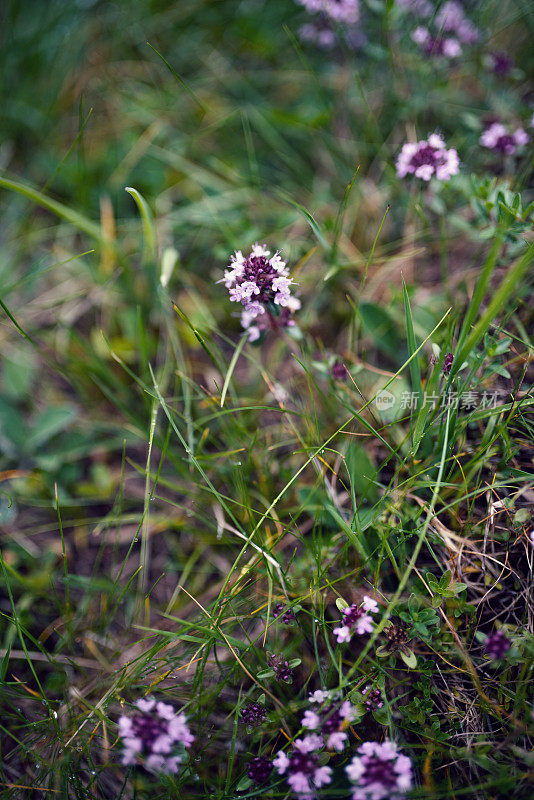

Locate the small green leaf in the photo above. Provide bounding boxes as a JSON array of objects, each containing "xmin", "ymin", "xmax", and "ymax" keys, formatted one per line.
[{"xmin": 400, "ymin": 649, "xmax": 418, "ymax": 669}]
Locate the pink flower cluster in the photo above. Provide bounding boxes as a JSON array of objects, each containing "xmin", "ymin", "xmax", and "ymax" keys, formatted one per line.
[
  {"xmin": 345, "ymin": 740, "xmax": 413, "ymax": 800},
  {"xmin": 480, "ymin": 122, "xmax": 529, "ymax": 155},
  {"xmin": 333, "ymin": 596, "xmax": 378, "ymax": 643},
  {"xmin": 222, "ymin": 244, "xmax": 300, "ymax": 341},
  {"xmin": 274, "ymin": 735, "xmax": 332, "ymax": 799},
  {"xmin": 295, "ymin": 0, "xmax": 360, "ymax": 25},
  {"xmin": 118, "ymin": 698, "xmax": 193, "ymax": 775},
  {"xmin": 302, "ymin": 690, "xmax": 355, "ymax": 751},
  {"xmin": 396, "ymin": 133, "xmax": 459, "ymax": 181},
  {"xmin": 397, "ymin": 0, "xmax": 433, "ymax": 17},
  {"xmin": 411, "ymin": 26, "xmax": 461, "ymax": 58},
  {"xmin": 435, "ymin": 1, "xmax": 479, "ymax": 45}
]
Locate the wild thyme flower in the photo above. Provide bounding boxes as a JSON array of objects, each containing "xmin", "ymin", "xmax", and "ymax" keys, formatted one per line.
[
  {"xmin": 435, "ymin": 1, "xmax": 479, "ymax": 44},
  {"xmin": 273, "ymin": 603, "xmax": 297, "ymax": 624},
  {"xmin": 489, "ymin": 51, "xmax": 513, "ymax": 77},
  {"xmin": 296, "ymin": 0, "xmax": 360, "ymax": 25},
  {"xmin": 299, "ymin": 18, "xmax": 336, "ymax": 49},
  {"xmin": 247, "ymin": 755, "xmax": 273, "ymax": 784},
  {"xmin": 268, "ymin": 654, "xmax": 294, "ymax": 683},
  {"xmin": 240, "ymin": 702, "xmax": 267, "ymax": 727},
  {"xmin": 333, "ymin": 596, "xmax": 378, "ymax": 644},
  {"xmin": 397, "ymin": 0, "xmax": 433, "ymax": 16},
  {"xmin": 301, "ymin": 692, "xmax": 355, "ymax": 751},
  {"xmin": 411, "ymin": 27, "xmax": 461, "ymax": 58},
  {"xmin": 274, "ymin": 736, "xmax": 332, "ymax": 799},
  {"xmin": 396, "ymin": 134, "xmax": 459, "ymax": 182},
  {"xmin": 331, "ymin": 360, "xmax": 347, "ymax": 380},
  {"xmin": 442, "ymin": 352, "xmax": 454, "ymax": 374},
  {"xmin": 346, "ymin": 740, "xmax": 413, "ymax": 800},
  {"xmin": 222, "ymin": 244, "xmax": 301, "ymax": 340},
  {"xmin": 362, "ymin": 686, "xmax": 384, "ymax": 713},
  {"xmin": 480, "ymin": 122, "xmax": 529, "ymax": 155},
  {"xmin": 484, "ymin": 629, "xmax": 511, "ymax": 659},
  {"xmin": 118, "ymin": 698, "xmax": 193, "ymax": 774}
]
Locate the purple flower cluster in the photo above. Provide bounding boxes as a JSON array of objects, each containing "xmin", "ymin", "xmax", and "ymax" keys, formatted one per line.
[
  {"xmin": 396, "ymin": 133, "xmax": 459, "ymax": 182},
  {"xmin": 397, "ymin": 0, "xmax": 433, "ymax": 17},
  {"xmin": 362, "ymin": 686, "xmax": 384, "ymax": 713},
  {"xmin": 345, "ymin": 740, "xmax": 413, "ymax": 800},
  {"xmin": 240, "ymin": 702, "xmax": 267, "ymax": 727},
  {"xmin": 274, "ymin": 735, "xmax": 332, "ymax": 799},
  {"xmin": 484, "ymin": 629, "xmax": 511, "ymax": 659},
  {"xmin": 268, "ymin": 654, "xmax": 294, "ymax": 683},
  {"xmin": 435, "ymin": 1, "xmax": 479, "ymax": 45},
  {"xmin": 222, "ymin": 244, "xmax": 300, "ymax": 341},
  {"xmin": 333, "ymin": 596, "xmax": 379, "ymax": 643},
  {"xmin": 273, "ymin": 602, "xmax": 297, "ymax": 624},
  {"xmin": 118, "ymin": 698, "xmax": 193, "ymax": 774},
  {"xmin": 442, "ymin": 352, "xmax": 454, "ymax": 374},
  {"xmin": 489, "ymin": 51, "xmax": 513, "ymax": 77},
  {"xmin": 480, "ymin": 122, "xmax": 529, "ymax": 155},
  {"xmin": 296, "ymin": 0, "xmax": 360, "ymax": 25},
  {"xmin": 247, "ymin": 755, "xmax": 273, "ymax": 784},
  {"xmin": 302, "ymin": 690, "xmax": 355, "ymax": 751},
  {"xmin": 411, "ymin": 26, "xmax": 461, "ymax": 59}
]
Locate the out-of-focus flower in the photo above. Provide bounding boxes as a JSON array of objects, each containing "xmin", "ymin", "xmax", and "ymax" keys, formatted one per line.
[
  {"xmin": 397, "ymin": 0, "xmax": 433, "ymax": 17},
  {"xmin": 222, "ymin": 244, "xmax": 300, "ymax": 340},
  {"xmin": 118, "ymin": 698, "xmax": 193, "ymax": 774},
  {"xmin": 411, "ymin": 26, "xmax": 461, "ymax": 58},
  {"xmin": 274, "ymin": 736, "xmax": 332, "ymax": 798},
  {"xmin": 268, "ymin": 654, "xmax": 295, "ymax": 683},
  {"xmin": 362, "ymin": 685, "xmax": 384, "ymax": 713},
  {"xmin": 345, "ymin": 740, "xmax": 413, "ymax": 800},
  {"xmin": 295, "ymin": 0, "xmax": 360, "ymax": 25},
  {"xmin": 247, "ymin": 755, "xmax": 273, "ymax": 784},
  {"xmin": 489, "ymin": 51, "xmax": 513, "ymax": 77},
  {"xmin": 333, "ymin": 596, "xmax": 379, "ymax": 644},
  {"xmin": 331, "ymin": 360, "xmax": 347, "ymax": 380},
  {"xmin": 396, "ymin": 134, "xmax": 459, "ymax": 181},
  {"xmin": 484, "ymin": 629, "xmax": 511, "ymax": 659},
  {"xmin": 302, "ymin": 692, "xmax": 355, "ymax": 751},
  {"xmin": 273, "ymin": 603, "xmax": 297, "ymax": 624},
  {"xmin": 480, "ymin": 122, "xmax": 529, "ymax": 155},
  {"xmin": 299, "ymin": 19, "xmax": 337, "ymax": 49},
  {"xmin": 435, "ymin": 1, "xmax": 479, "ymax": 44},
  {"xmin": 240, "ymin": 702, "xmax": 267, "ymax": 727}
]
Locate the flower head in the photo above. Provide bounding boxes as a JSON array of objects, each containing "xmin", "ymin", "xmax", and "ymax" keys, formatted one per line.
[
  {"xmin": 484, "ymin": 629, "xmax": 511, "ymax": 659},
  {"xmin": 302, "ymin": 692, "xmax": 355, "ymax": 751},
  {"xmin": 295, "ymin": 0, "xmax": 360, "ymax": 25},
  {"xmin": 378, "ymin": 619, "xmax": 412, "ymax": 656},
  {"xmin": 396, "ymin": 134, "xmax": 459, "ymax": 181},
  {"xmin": 411, "ymin": 26, "xmax": 461, "ymax": 58},
  {"xmin": 273, "ymin": 603, "xmax": 297, "ymax": 625},
  {"xmin": 247, "ymin": 755, "xmax": 273, "ymax": 784},
  {"xmin": 345, "ymin": 740, "xmax": 413, "ymax": 800},
  {"xmin": 240, "ymin": 702, "xmax": 267, "ymax": 727},
  {"xmin": 362, "ymin": 685, "xmax": 384, "ymax": 713},
  {"xmin": 480, "ymin": 122, "xmax": 529, "ymax": 155},
  {"xmin": 222, "ymin": 244, "xmax": 300, "ymax": 340},
  {"xmin": 442, "ymin": 352, "xmax": 454, "ymax": 374},
  {"xmin": 268, "ymin": 654, "xmax": 295, "ymax": 683},
  {"xmin": 397, "ymin": 0, "xmax": 433, "ymax": 17},
  {"xmin": 489, "ymin": 51, "xmax": 513, "ymax": 77},
  {"xmin": 333, "ymin": 596, "xmax": 379, "ymax": 644},
  {"xmin": 118, "ymin": 698, "xmax": 193, "ymax": 774},
  {"xmin": 435, "ymin": 1, "xmax": 479, "ymax": 44},
  {"xmin": 274, "ymin": 736, "xmax": 333, "ymax": 799}
]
